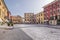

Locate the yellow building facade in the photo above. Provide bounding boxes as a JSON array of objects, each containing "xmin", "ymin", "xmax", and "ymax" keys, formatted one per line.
[
  {"xmin": 40, "ymin": 12, "xmax": 44, "ymax": 24},
  {"xmin": 0, "ymin": 0, "xmax": 9, "ymax": 23},
  {"xmin": 35, "ymin": 12, "xmax": 44, "ymax": 24}
]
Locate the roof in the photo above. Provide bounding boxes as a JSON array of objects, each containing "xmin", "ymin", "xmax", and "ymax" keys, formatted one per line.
[{"xmin": 43, "ymin": 0, "xmax": 59, "ymax": 8}]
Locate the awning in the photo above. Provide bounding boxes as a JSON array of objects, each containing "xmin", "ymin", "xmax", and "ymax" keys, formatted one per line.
[
  {"xmin": 44, "ymin": 20, "xmax": 48, "ymax": 21},
  {"xmin": 5, "ymin": 19, "xmax": 9, "ymax": 22},
  {"xmin": 0, "ymin": 18, "xmax": 3, "ymax": 22}
]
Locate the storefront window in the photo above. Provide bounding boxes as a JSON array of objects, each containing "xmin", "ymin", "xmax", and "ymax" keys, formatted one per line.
[{"xmin": 50, "ymin": 16, "xmax": 54, "ymax": 20}]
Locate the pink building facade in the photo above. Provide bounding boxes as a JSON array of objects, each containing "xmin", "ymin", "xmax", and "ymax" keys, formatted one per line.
[{"xmin": 43, "ymin": 0, "xmax": 60, "ymax": 25}]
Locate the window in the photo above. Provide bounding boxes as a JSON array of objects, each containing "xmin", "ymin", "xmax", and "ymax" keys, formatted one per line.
[
  {"xmin": 54, "ymin": 11, "xmax": 56, "ymax": 14},
  {"xmin": 57, "ymin": 15, "xmax": 60, "ymax": 20},
  {"xmin": 0, "ymin": 2, "xmax": 1, "ymax": 5},
  {"xmin": 58, "ymin": 4, "xmax": 59, "ymax": 7},
  {"xmin": 55, "ymin": 16, "xmax": 57, "ymax": 20},
  {"xmin": 39, "ymin": 14, "xmax": 40, "ymax": 16},
  {"xmin": 28, "ymin": 19, "xmax": 29, "ymax": 21},
  {"xmin": 57, "ymin": 2, "xmax": 60, "ymax": 8},
  {"xmin": 41, "ymin": 14, "xmax": 42, "ymax": 16},
  {"xmin": 58, "ymin": 10, "xmax": 60, "ymax": 13},
  {"xmin": 50, "ymin": 12, "xmax": 53, "ymax": 16},
  {"xmin": 50, "ymin": 16, "xmax": 54, "ymax": 20},
  {"xmin": 50, "ymin": 6, "xmax": 52, "ymax": 9},
  {"xmin": 25, "ymin": 19, "xmax": 26, "ymax": 21},
  {"xmin": 3, "ymin": 7, "xmax": 5, "ymax": 9}
]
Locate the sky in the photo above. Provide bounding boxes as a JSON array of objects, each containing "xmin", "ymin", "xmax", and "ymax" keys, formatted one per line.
[{"xmin": 4, "ymin": 0, "xmax": 54, "ymax": 17}]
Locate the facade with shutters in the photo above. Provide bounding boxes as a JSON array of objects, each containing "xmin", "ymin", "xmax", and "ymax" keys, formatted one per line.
[{"xmin": 43, "ymin": 0, "xmax": 60, "ymax": 25}]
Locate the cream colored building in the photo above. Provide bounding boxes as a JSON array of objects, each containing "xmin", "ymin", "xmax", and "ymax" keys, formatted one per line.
[
  {"xmin": 24, "ymin": 13, "xmax": 35, "ymax": 24},
  {"xmin": 0, "ymin": 0, "xmax": 9, "ymax": 23},
  {"xmin": 35, "ymin": 12, "xmax": 44, "ymax": 24},
  {"xmin": 11, "ymin": 16, "xmax": 23, "ymax": 24},
  {"xmin": 35, "ymin": 13, "xmax": 40, "ymax": 24}
]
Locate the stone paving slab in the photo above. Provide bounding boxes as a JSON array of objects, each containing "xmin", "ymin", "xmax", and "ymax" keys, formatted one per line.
[{"xmin": 0, "ymin": 28, "xmax": 33, "ymax": 40}]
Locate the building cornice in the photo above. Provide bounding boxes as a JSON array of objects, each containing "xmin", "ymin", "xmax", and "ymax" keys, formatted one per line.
[
  {"xmin": 2, "ymin": 0, "xmax": 9, "ymax": 11},
  {"xmin": 43, "ymin": 0, "xmax": 59, "ymax": 8}
]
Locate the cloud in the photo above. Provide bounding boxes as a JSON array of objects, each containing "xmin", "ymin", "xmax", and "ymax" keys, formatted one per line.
[{"xmin": 5, "ymin": 0, "xmax": 54, "ymax": 17}]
